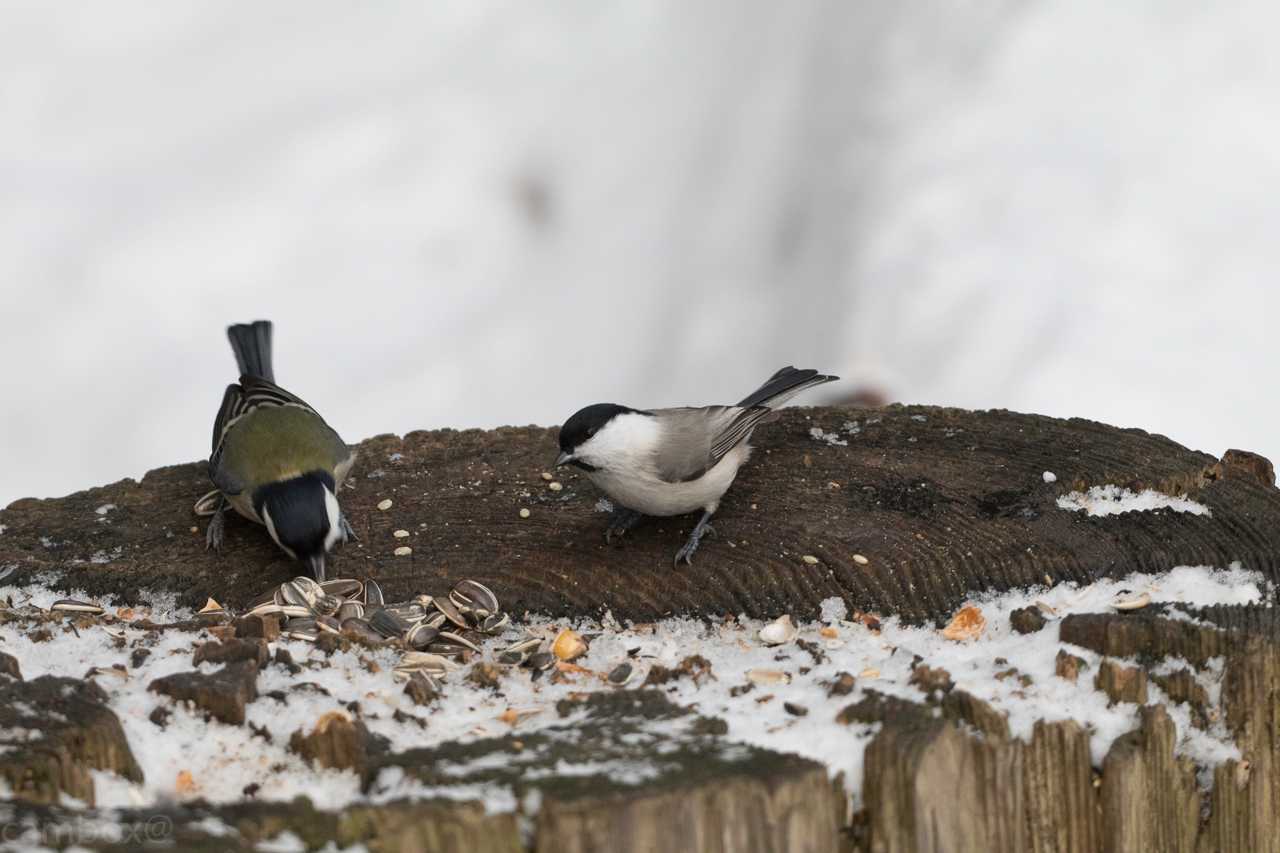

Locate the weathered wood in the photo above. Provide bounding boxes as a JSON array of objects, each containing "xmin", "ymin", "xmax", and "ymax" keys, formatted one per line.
[
  {"xmin": 2, "ymin": 408, "xmax": 1280, "ymax": 851},
  {"xmin": 0, "ymin": 675, "xmax": 142, "ymax": 806},
  {"xmin": 2, "ymin": 407, "xmax": 1278, "ymax": 623},
  {"xmin": 1023, "ymin": 720, "xmax": 1102, "ymax": 853},
  {"xmin": 1100, "ymin": 705, "xmax": 1198, "ymax": 853},
  {"xmin": 862, "ymin": 711, "xmax": 1025, "ymax": 853},
  {"xmin": 373, "ymin": 691, "xmax": 842, "ymax": 853},
  {"xmin": 0, "ymin": 798, "xmax": 523, "ymax": 853}
]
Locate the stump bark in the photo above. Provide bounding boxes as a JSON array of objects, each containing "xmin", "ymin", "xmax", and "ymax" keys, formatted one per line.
[
  {"xmin": 2, "ymin": 406, "xmax": 1280, "ymax": 852},
  {"xmin": 2, "ymin": 406, "xmax": 1277, "ymax": 624}
]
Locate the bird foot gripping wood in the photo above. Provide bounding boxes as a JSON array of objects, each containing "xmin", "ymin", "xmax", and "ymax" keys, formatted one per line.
[
  {"xmin": 204, "ymin": 497, "xmax": 228, "ymax": 552},
  {"xmin": 673, "ymin": 511, "xmax": 717, "ymax": 567},
  {"xmin": 339, "ymin": 514, "xmax": 359, "ymax": 546}
]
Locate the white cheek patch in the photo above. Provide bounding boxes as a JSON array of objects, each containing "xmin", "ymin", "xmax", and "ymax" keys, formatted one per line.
[
  {"xmin": 578, "ymin": 413, "xmax": 661, "ymax": 470},
  {"xmin": 322, "ymin": 488, "xmax": 343, "ymax": 552},
  {"xmin": 261, "ymin": 507, "xmax": 297, "ymax": 559}
]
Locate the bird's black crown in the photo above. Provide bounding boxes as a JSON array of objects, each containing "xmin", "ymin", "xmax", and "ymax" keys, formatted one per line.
[{"xmin": 558, "ymin": 404, "xmax": 649, "ymax": 453}]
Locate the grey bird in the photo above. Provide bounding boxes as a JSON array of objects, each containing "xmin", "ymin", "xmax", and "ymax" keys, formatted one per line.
[
  {"xmin": 555, "ymin": 366, "xmax": 838, "ymax": 565},
  {"xmin": 194, "ymin": 320, "xmax": 356, "ymax": 581}
]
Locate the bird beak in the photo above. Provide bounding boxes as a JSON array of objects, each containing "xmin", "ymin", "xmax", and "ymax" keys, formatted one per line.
[
  {"xmin": 307, "ymin": 553, "xmax": 326, "ymax": 583},
  {"xmin": 554, "ymin": 451, "xmax": 574, "ymax": 468}
]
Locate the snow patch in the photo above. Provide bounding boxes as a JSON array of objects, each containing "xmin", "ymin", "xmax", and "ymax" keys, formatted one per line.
[
  {"xmin": 0, "ymin": 565, "xmax": 1262, "ymax": 819},
  {"xmin": 808, "ymin": 427, "xmax": 847, "ymax": 447},
  {"xmin": 1057, "ymin": 485, "xmax": 1211, "ymax": 518},
  {"xmin": 819, "ymin": 597, "xmax": 848, "ymax": 624}
]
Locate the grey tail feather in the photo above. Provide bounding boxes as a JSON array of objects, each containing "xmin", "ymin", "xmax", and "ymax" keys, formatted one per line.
[
  {"xmin": 226, "ymin": 320, "xmax": 274, "ymax": 382},
  {"xmin": 736, "ymin": 366, "xmax": 839, "ymax": 409}
]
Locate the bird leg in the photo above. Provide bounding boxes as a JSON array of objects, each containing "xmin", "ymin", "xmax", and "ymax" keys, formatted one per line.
[
  {"xmin": 204, "ymin": 497, "xmax": 229, "ymax": 552},
  {"xmin": 605, "ymin": 507, "xmax": 645, "ymax": 544},
  {"xmin": 339, "ymin": 513, "xmax": 359, "ymax": 545},
  {"xmin": 673, "ymin": 510, "xmax": 717, "ymax": 566}
]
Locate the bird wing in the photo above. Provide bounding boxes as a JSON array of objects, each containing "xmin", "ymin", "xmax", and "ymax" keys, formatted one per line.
[
  {"xmin": 209, "ymin": 377, "xmax": 346, "ymax": 495},
  {"xmin": 649, "ymin": 405, "xmax": 770, "ymax": 483}
]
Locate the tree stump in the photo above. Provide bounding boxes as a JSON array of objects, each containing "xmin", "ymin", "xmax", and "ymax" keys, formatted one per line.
[
  {"xmin": 2, "ymin": 406, "xmax": 1280, "ymax": 851},
  {"xmin": 2, "ymin": 406, "xmax": 1277, "ymax": 624}
]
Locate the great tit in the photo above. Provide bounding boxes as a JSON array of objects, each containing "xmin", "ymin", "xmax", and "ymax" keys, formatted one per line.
[
  {"xmin": 196, "ymin": 320, "xmax": 356, "ymax": 581},
  {"xmin": 555, "ymin": 366, "xmax": 838, "ymax": 565}
]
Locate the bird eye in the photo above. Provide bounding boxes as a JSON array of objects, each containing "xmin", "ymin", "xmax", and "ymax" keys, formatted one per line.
[{"xmin": 586, "ymin": 427, "xmax": 596, "ymax": 437}]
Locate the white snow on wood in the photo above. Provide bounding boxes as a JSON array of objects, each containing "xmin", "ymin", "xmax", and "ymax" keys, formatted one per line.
[
  {"xmin": 1056, "ymin": 485, "xmax": 1211, "ymax": 518},
  {"xmin": 0, "ymin": 563, "xmax": 1263, "ymax": 818},
  {"xmin": 808, "ymin": 427, "xmax": 847, "ymax": 447}
]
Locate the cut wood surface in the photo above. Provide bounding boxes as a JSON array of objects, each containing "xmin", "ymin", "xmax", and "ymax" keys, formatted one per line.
[
  {"xmin": 1, "ymin": 406, "xmax": 1277, "ymax": 623},
  {"xmin": 851, "ymin": 606, "xmax": 1280, "ymax": 853},
  {"xmin": 2, "ymin": 406, "xmax": 1280, "ymax": 853}
]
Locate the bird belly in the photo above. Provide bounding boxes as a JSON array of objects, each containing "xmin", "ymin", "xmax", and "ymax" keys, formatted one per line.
[{"xmin": 589, "ymin": 445, "xmax": 747, "ymax": 516}]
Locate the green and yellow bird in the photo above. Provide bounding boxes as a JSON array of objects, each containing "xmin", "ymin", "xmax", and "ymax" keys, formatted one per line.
[{"xmin": 195, "ymin": 320, "xmax": 356, "ymax": 580}]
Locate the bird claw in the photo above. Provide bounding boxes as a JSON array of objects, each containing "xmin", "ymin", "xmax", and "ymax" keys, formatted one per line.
[
  {"xmin": 673, "ymin": 519, "xmax": 715, "ymax": 567},
  {"xmin": 339, "ymin": 514, "xmax": 359, "ymax": 545},
  {"xmin": 205, "ymin": 510, "xmax": 225, "ymax": 553}
]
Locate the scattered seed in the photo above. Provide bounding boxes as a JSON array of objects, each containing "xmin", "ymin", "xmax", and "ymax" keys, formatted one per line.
[
  {"xmin": 377, "ymin": 499, "xmax": 393, "ymax": 511},
  {"xmin": 852, "ymin": 554, "xmax": 869, "ymax": 565},
  {"xmin": 541, "ymin": 472, "xmax": 553, "ymax": 481},
  {"xmin": 337, "ymin": 601, "xmax": 365, "ymax": 622},
  {"xmin": 320, "ymin": 578, "xmax": 363, "ymax": 598},
  {"xmin": 527, "ymin": 652, "xmax": 556, "ymax": 671},
  {"xmin": 608, "ymin": 662, "xmax": 634, "ymax": 686},
  {"xmin": 394, "ymin": 546, "xmax": 412, "ymax": 557},
  {"xmin": 758, "ymin": 615, "xmax": 797, "ymax": 646},
  {"xmin": 432, "ymin": 596, "xmax": 470, "ymax": 630},
  {"xmin": 747, "ymin": 669, "xmax": 791, "ymax": 685},
  {"xmin": 941, "ymin": 605, "xmax": 986, "ymax": 642},
  {"xmin": 784, "ymin": 702, "xmax": 808, "ymax": 717},
  {"xmin": 393, "ymin": 530, "xmax": 410, "ymax": 538},
  {"xmin": 548, "ymin": 482, "xmax": 563, "ymax": 492},
  {"xmin": 802, "ymin": 555, "xmax": 819, "ymax": 565},
  {"xmin": 1113, "ymin": 592, "xmax": 1151, "ymax": 611},
  {"xmin": 859, "ymin": 667, "xmax": 880, "ymax": 679},
  {"xmin": 519, "ymin": 508, "xmax": 531, "ymax": 519},
  {"xmin": 553, "ymin": 629, "xmax": 588, "ymax": 661},
  {"xmin": 51, "ymin": 599, "xmax": 104, "ymax": 615}
]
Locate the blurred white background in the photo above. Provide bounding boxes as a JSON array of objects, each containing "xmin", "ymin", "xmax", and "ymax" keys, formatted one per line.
[{"xmin": 2, "ymin": 0, "xmax": 1277, "ymax": 506}]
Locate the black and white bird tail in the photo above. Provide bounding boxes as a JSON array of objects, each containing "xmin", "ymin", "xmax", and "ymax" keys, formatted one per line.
[
  {"xmin": 227, "ymin": 320, "xmax": 275, "ymax": 382},
  {"xmin": 737, "ymin": 366, "xmax": 839, "ymax": 410}
]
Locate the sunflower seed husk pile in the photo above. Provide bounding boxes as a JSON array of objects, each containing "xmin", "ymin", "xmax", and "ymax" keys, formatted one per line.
[{"xmin": 247, "ymin": 577, "xmax": 512, "ymax": 688}]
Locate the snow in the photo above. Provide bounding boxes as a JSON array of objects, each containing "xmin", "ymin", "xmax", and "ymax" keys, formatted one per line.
[
  {"xmin": 1057, "ymin": 485, "xmax": 1212, "ymax": 518},
  {"xmin": 0, "ymin": 564, "xmax": 1264, "ymax": 822},
  {"xmin": 808, "ymin": 427, "xmax": 848, "ymax": 447},
  {"xmin": 819, "ymin": 596, "xmax": 848, "ymax": 624}
]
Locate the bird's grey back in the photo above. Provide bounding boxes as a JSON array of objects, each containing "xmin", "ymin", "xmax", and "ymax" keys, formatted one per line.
[{"xmin": 649, "ymin": 406, "xmax": 745, "ymax": 483}]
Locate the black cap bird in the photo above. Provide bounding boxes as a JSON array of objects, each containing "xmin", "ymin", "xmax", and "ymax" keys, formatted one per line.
[
  {"xmin": 195, "ymin": 320, "xmax": 356, "ymax": 581},
  {"xmin": 555, "ymin": 366, "xmax": 838, "ymax": 565}
]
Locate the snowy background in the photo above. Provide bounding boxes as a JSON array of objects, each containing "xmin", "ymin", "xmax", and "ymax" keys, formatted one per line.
[{"xmin": 2, "ymin": 0, "xmax": 1277, "ymax": 507}]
